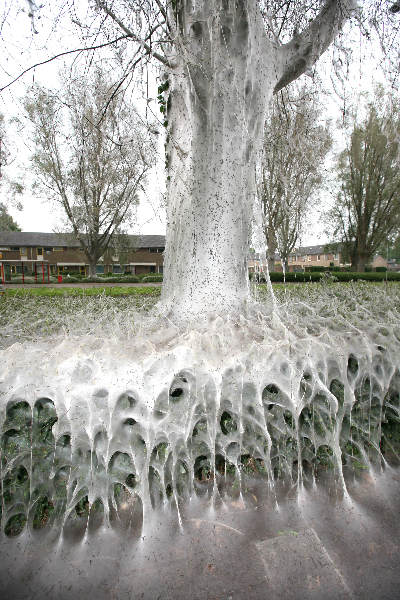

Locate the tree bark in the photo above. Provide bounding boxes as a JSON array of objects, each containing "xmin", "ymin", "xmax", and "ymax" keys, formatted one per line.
[
  {"xmin": 352, "ymin": 253, "xmax": 370, "ymax": 272},
  {"xmin": 160, "ymin": 0, "xmax": 356, "ymax": 320},
  {"xmin": 88, "ymin": 262, "xmax": 98, "ymax": 278},
  {"xmin": 267, "ymin": 255, "xmax": 276, "ymax": 274}
]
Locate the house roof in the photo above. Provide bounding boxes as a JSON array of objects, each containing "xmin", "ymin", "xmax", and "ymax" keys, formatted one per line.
[
  {"xmin": 296, "ymin": 245, "xmax": 328, "ymax": 256},
  {"xmin": 0, "ymin": 231, "xmax": 166, "ymax": 249},
  {"xmin": 249, "ymin": 244, "xmax": 340, "ymax": 261}
]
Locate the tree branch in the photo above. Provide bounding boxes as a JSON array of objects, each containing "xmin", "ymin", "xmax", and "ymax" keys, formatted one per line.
[
  {"xmin": 94, "ymin": 0, "xmax": 174, "ymax": 69},
  {"xmin": 0, "ymin": 36, "xmax": 131, "ymax": 93},
  {"xmin": 274, "ymin": 0, "xmax": 357, "ymax": 94}
]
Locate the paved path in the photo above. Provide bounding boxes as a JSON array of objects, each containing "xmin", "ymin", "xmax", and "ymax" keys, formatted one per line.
[{"xmin": 1, "ymin": 468, "xmax": 399, "ymax": 600}]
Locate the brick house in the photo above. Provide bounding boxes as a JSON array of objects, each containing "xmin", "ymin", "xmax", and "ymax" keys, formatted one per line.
[
  {"xmin": 249, "ymin": 244, "xmax": 389, "ymax": 273},
  {"xmin": 0, "ymin": 232, "xmax": 165, "ymax": 278},
  {"xmin": 285, "ymin": 244, "xmax": 342, "ymax": 271},
  {"xmin": 248, "ymin": 244, "xmax": 343, "ymax": 273}
]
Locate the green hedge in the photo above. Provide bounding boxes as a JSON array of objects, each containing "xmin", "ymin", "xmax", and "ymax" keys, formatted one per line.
[
  {"xmin": 268, "ymin": 272, "xmax": 322, "ymax": 282},
  {"xmin": 264, "ymin": 271, "xmax": 400, "ymax": 283},
  {"xmin": 305, "ymin": 266, "xmax": 330, "ymax": 272},
  {"xmin": 97, "ymin": 272, "xmax": 131, "ymax": 278},
  {"xmin": 304, "ymin": 265, "xmax": 353, "ymax": 272},
  {"xmin": 141, "ymin": 274, "xmax": 163, "ymax": 283},
  {"xmin": 81, "ymin": 275, "xmax": 140, "ymax": 283}
]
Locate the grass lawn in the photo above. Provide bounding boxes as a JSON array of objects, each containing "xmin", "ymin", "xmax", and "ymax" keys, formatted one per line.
[
  {"xmin": 1, "ymin": 280, "xmax": 399, "ymax": 348},
  {"xmin": 3, "ymin": 286, "xmax": 161, "ymax": 298}
]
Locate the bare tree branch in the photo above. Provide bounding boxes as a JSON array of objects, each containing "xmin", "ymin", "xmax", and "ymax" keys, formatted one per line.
[
  {"xmin": 94, "ymin": 0, "xmax": 174, "ymax": 68},
  {"xmin": 0, "ymin": 35, "xmax": 131, "ymax": 93},
  {"xmin": 274, "ymin": 0, "xmax": 357, "ymax": 94}
]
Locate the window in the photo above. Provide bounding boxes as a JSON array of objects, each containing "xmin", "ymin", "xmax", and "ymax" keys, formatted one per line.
[
  {"xmin": 308, "ymin": 255, "xmax": 312, "ymax": 261},
  {"xmin": 0, "ymin": 247, "xmax": 10, "ymax": 251},
  {"xmin": 44, "ymin": 247, "xmax": 52, "ymax": 253},
  {"xmin": 334, "ymin": 253, "xmax": 338, "ymax": 260},
  {"xmin": 11, "ymin": 247, "xmax": 20, "ymax": 251},
  {"xmin": 20, "ymin": 247, "xmax": 27, "ymax": 255},
  {"xmin": 53, "ymin": 247, "xmax": 63, "ymax": 252},
  {"xmin": 37, "ymin": 247, "xmax": 43, "ymax": 256},
  {"xmin": 317, "ymin": 255, "xmax": 320, "ymax": 261}
]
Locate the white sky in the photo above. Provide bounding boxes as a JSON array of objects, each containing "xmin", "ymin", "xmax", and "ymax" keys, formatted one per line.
[{"xmin": 0, "ymin": 1, "xmax": 391, "ymax": 246}]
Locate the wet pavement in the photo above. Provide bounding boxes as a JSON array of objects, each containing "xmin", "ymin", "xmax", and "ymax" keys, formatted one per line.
[{"xmin": 0, "ymin": 467, "xmax": 399, "ymax": 600}]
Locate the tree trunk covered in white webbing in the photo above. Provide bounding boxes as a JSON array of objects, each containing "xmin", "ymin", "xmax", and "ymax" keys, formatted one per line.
[{"xmin": 160, "ymin": 0, "xmax": 356, "ymax": 320}]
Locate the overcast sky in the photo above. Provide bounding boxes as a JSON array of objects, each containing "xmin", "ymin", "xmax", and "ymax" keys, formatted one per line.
[{"xmin": 0, "ymin": 1, "xmax": 389, "ymax": 245}]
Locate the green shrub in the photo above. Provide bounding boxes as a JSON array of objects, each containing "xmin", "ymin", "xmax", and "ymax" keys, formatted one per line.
[
  {"xmin": 268, "ymin": 271, "xmax": 322, "ymax": 282},
  {"xmin": 305, "ymin": 266, "xmax": 330, "ymax": 272},
  {"xmin": 113, "ymin": 276, "xmax": 139, "ymax": 283},
  {"xmin": 142, "ymin": 274, "xmax": 163, "ymax": 283},
  {"xmin": 376, "ymin": 266, "xmax": 387, "ymax": 272},
  {"xmin": 81, "ymin": 275, "xmax": 139, "ymax": 283},
  {"xmin": 334, "ymin": 271, "xmax": 400, "ymax": 282},
  {"xmin": 61, "ymin": 276, "xmax": 80, "ymax": 283},
  {"xmin": 258, "ymin": 271, "xmax": 400, "ymax": 283}
]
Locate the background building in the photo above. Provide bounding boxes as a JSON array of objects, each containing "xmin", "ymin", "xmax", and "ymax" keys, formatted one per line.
[
  {"xmin": 249, "ymin": 244, "xmax": 391, "ymax": 273},
  {"xmin": 0, "ymin": 232, "xmax": 165, "ymax": 278}
]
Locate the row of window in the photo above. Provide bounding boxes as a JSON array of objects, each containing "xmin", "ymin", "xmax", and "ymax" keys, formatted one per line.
[
  {"xmin": 37, "ymin": 247, "xmax": 64, "ymax": 254},
  {"xmin": 0, "ymin": 246, "xmax": 164, "ymax": 254},
  {"xmin": 289, "ymin": 253, "xmax": 339, "ymax": 262},
  {"xmin": 0, "ymin": 246, "xmax": 65, "ymax": 253},
  {"xmin": 8, "ymin": 264, "xmax": 163, "ymax": 275}
]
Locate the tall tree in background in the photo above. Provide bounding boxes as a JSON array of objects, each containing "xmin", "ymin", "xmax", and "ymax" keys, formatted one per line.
[
  {"xmin": 328, "ymin": 91, "xmax": 400, "ymax": 271},
  {"xmin": 0, "ymin": 203, "xmax": 21, "ymax": 231},
  {"xmin": 259, "ymin": 85, "xmax": 332, "ymax": 271},
  {"xmin": 0, "ymin": 112, "xmax": 24, "ymax": 217},
  {"xmin": 25, "ymin": 68, "xmax": 155, "ymax": 277},
  {"xmin": 0, "ymin": 114, "xmax": 7, "ymax": 182}
]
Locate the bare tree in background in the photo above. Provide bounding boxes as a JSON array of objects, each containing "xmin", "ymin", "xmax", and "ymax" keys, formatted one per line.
[
  {"xmin": 25, "ymin": 68, "xmax": 156, "ymax": 277},
  {"xmin": 0, "ymin": 112, "xmax": 24, "ymax": 214},
  {"xmin": 327, "ymin": 90, "xmax": 400, "ymax": 271},
  {"xmin": 259, "ymin": 85, "xmax": 332, "ymax": 272}
]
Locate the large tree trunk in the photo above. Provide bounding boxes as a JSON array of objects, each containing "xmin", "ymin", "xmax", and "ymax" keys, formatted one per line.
[
  {"xmin": 160, "ymin": 0, "xmax": 355, "ymax": 320},
  {"xmin": 161, "ymin": 2, "xmax": 275, "ymax": 319},
  {"xmin": 88, "ymin": 261, "xmax": 98, "ymax": 278},
  {"xmin": 267, "ymin": 254, "xmax": 276, "ymax": 274},
  {"xmin": 266, "ymin": 227, "xmax": 277, "ymax": 273},
  {"xmin": 352, "ymin": 252, "xmax": 370, "ymax": 272}
]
